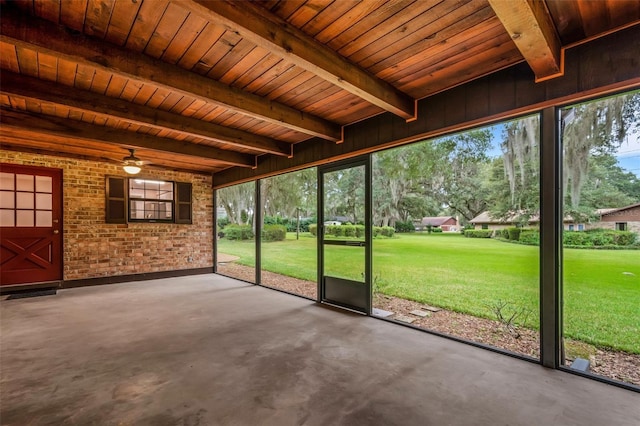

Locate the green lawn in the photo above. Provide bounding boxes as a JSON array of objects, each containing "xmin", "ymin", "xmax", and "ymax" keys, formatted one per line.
[{"xmin": 217, "ymin": 233, "xmax": 640, "ymax": 353}]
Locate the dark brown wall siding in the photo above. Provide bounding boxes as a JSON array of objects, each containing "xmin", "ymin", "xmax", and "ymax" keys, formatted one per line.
[
  {"xmin": 601, "ymin": 207, "xmax": 640, "ymax": 223},
  {"xmin": 213, "ymin": 25, "xmax": 640, "ymax": 188}
]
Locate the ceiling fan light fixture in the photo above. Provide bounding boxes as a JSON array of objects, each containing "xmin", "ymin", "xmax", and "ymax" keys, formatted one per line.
[{"xmin": 122, "ymin": 149, "xmax": 142, "ymax": 175}]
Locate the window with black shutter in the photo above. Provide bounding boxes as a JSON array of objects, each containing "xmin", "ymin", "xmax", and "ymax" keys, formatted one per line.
[
  {"xmin": 106, "ymin": 176, "xmax": 126, "ymax": 223},
  {"xmin": 175, "ymin": 182, "xmax": 192, "ymax": 224},
  {"xmin": 105, "ymin": 177, "xmax": 192, "ymax": 224}
]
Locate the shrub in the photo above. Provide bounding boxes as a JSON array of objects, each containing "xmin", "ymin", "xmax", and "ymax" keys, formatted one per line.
[
  {"xmin": 309, "ymin": 224, "xmax": 317, "ymax": 237},
  {"xmin": 373, "ymin": 226, "xmax": 382, "ymax": 237},
  {"xmin": 326, "ymin": 224, "xmax": 344, "ymax": 237},
  {"xmin": 217, "ymin": 217, "xmax": 230, "ymax": 228},
  {"xmin": 381, "ymin": 226, "xmax": 395, "ymax": 237},
  {"xmin": 563, "ymin": 231, "xmax": 590, "ymax": 246},
  {"xmin": 590, "ymin": 231, "xmax": 614, "ymax": 246},
  {"xmin": 262, "ymin": 224, "xmax": 286, "ymax": 241},
  {"xmin": 395, "ymin": 220, "xmax": 414, "ymax": 233},
  {"xmin": 224, "ymin": 224, "xmax": 254, "ymax": 240},
  {"xmin": 355, "ymin": 225, "xmax": 365, "ymax": 238},
  {"xmin": 519, "ymin": 230, "xmax": 540, "ymax": 245},
  {"xmin": 460, "ymin": 225, "xmax": 475, "ymax": 236},
  {"xmin": 431, "ymin": 227, "xmax": 443, "ymax": 233},
  {"xmin": 613, "ymin": 231, "xmax": 636, "ymax": 246},
  {"xmin": 502, "ymin": 229, "xmax": 511, "ymax": 239},
  {"xmin": 562, "ymin": 230, "xmax": 635, "ymax": 247},
  {"xmin": 507, "ymin": 227, "xmax": 521, "ymax": 241},
  {"xmin": 464, "ymin": 230, "xmax": 492, "ymax": 238},
  {"xmin": 299, "ymin": 218, "xmax": 316, "ymax": 233},
  {"xmin": 342, "ymin": 224, "xmax": 356, "ymax": 237},
  {"xmin": 585, "ymin": 228, "xmax": 606, "ymax": 234},
  {"xmin": 263, "ymin": 215, "xmax": 280, "ymax": 225}
]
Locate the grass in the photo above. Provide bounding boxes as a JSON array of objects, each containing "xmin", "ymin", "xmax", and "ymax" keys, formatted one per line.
[{"xmin": 217, "ymin": 232, "xmax": 640, "ymax": 354}]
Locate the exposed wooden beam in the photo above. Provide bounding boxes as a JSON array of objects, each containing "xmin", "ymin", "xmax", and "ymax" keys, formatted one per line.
[
  {"xmin": 0, "ymin": 137, "xmax": 222, "ymax": 175},
  {"xmin": 212, "ymin": 23, "xmax": 640, "ymax": 187},
  {"xmin": 175, "ymin": 0, "xmax": 417, "ymax": 121},
  {"xmin": 0, "ymin": 7, "xmax": 342, "ymax": 141},
  {"xmin": 0, "ymin": 72, "xmax": 292, "ymax": 157},
  {"xmin": 0, "ymin": 109, "xmax": 256, "ymax": 168},
  {"xmin": 488, "ymin": 0, "xmax": 564, "ymax": 82}
]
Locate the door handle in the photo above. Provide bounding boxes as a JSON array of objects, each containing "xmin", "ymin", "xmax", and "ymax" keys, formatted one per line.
[{"xmin": 53, "ymin": 230, "xmax": 59, "ymax": 234}]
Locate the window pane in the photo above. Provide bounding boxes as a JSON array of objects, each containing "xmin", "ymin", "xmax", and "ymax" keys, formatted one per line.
[
  {"xmin": 130, "ymin": 179, "xmax": 174, "ymax": 201},
  {"xmin": 16, "ymin": 174, "xmax": 33, "ymax": 191},
  {"xmin": 132, "ymin": 204, "xmax": 144, "ymax": 219},
  {"xmin": 259, "ymin": 168, "xmax": 317, "ymax": 298},
  {"xmin": 0, "ymin": 173, "xmax": 14, "ymax": 190},
  {"xmin": 128, "ymin": 179, "xmax": 175, "ymax": 222},
  {"xmin": 372, "ymin": 116, "xmax": 540, "ymax": 360},
  {"xmin": 216, "ymin": 182, "xmax": 256, "ymax": 283},
  {"xmin": 35, "ymin": 176, "xmax": 52, "ymax": 193},
  {"xmin": 0, "ymin": 209, "xmax": 14, "ymax": 227},
  {"xmin": 143, "ymin": 201, "xmax": 172, "ymax": 220},
  {"xmin": 16, "ymin": 210, "xmax": 34, "ymax": 227},
  {"xmin": 129, "ymin": 181, "xmax": 145, "ymax": 198},
  {"xmin": 130, "ymin": 200, "xmax": 144, "ymax": 219},
  {"xmin": 0, "ymin": 191, "xmax": 14, "ymax": 209},
  {"xmin": 36, "ymin": 210, "xmax": 52, "ymax": 227},
  {"xmin": 561, "ymin": 90, "xmax": 640, "ymax": 386},
  {"xmin": 144, "ymin": 186, "xmax": 160, "ymax": 199},
  {"xmin": 16, "ymin": 192, "xmax": 34, "ymax": 209},
  {"xmin": 159, "ymin": 182, "xmax": 174, "ymax": 200},
  {"xmin": 322, "ymin": 166, "xmax": 365, "ymax": 283},
  {"xmin": 36, "ymin": 193, "xmax": 52, "ymax": 210}
]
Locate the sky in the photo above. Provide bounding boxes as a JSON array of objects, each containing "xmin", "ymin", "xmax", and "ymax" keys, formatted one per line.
[
  {"xmin": 484, "ymin": 122, "xmax": 640, "ymax": 177},
  {"xmin": 615, "ymin": 131, "xmax": 640, "ymax": 176}
]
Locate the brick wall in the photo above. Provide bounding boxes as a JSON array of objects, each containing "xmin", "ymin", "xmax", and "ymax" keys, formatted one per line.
[
  {"xmin": 1, "ymin": 151, "xmax": 213, "ymax": 280},
  {"xmin": 589, "ymin": 221, "xmax": 640, "ymax": 233}
]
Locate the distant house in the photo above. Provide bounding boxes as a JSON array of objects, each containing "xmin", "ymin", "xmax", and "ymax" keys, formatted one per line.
[
  {"xmin": 324, "ymin": 215, "xmax": 351, "ymax": 226},
  {"xmin": 591, "ymin": 203, "xmax": 640, "ymax": 232},
  {"xmin": 470, "ymin": 211, "xmax": 579, "ymax": 230},
  {"xmin": 471, "ymin": 204, "xmax": 640, "ymax": 233},
  {"xmin": 470, "ymin": 212, "xmax": 528, "ymax": 230},
  {"xmin": 419, "ymin": 216, "xmax": 458, "ymax": 232}
]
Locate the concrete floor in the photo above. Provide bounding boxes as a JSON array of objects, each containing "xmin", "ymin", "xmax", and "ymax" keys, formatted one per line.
[{"xmin": 1, "ymin": 275, "xmax": 638, "ymax": 426}]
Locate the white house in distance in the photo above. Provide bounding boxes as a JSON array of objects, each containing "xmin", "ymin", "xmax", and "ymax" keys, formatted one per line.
[
  {"xmin": 470, "ymin": 203, "xmax": 640, "ymax": 233},
  {"xmin": 469, "ymin": 212, "xmax": 544, "ymax": 230},
  {"xmin": 417, "ymin": 216, "xmax": 458, "ymax": 232}
]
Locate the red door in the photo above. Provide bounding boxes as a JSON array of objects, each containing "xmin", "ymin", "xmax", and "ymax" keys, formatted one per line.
[{"xmin": 0, "ymin": 164, "xmax": 62, "ymax": 286}]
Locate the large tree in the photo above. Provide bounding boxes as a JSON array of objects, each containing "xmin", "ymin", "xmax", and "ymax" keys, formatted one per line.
[
  {"xmin": 436, "ymin": 130, "xmax": 493, "ymax": 222},
  {"xmin": 575, "ymin": 153, "xmax": 639, "ymax": 210},
  {"xmin": 217, "ymin": 182, "xmax": 254, "ymax": 225},
  {"xmin": 371, "ymin": 130, "xmax": 493, "ymax": 226},
  {"xmin": 562, "ymin": 91, "xmax": 640, "ymax": 207},
  {"xmin": 491, "ymin": 90, "xmax": 639, "ymax": 221},
  {"xmin": 487, "ymin": 115, "xmax": 541, "ymax": 224},
  {"xmin": 372, "ymin": 141, "xmax": 447, "ymax": 226},
  {"xmin": 262, "ymin": 168, "xmax": 316, "ymax": 221}
]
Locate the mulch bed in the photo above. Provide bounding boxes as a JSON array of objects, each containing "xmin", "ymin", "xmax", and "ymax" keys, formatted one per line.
[{"xmin": 216, "ymin": 262, "xmax": 640, "ymax": 386}]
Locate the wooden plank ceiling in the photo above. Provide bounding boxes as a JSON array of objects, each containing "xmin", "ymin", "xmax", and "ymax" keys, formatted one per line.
[{"xmin": 1, "ymin": 0, "xmax": 639, "ymax": 174}]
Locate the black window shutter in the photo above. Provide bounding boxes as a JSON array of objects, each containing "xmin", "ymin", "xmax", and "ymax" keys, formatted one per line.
[
  {"xmin": 175, "ymin": 182, "xmax": 192, "ymax": 224},
  {"xmin": 106, "ymin": 176, "xmax": 127, "ymax": 223}
]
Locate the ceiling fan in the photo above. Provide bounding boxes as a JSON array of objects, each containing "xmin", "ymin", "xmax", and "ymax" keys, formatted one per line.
[{"xmin": 122, "ymin": 148, "xmax": 145, "ymax": 175}]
